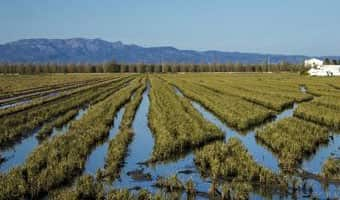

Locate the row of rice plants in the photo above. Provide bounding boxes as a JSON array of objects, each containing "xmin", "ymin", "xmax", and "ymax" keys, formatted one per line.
[
  {"xmin": 191, "ymin": 78, "xmax": 294, "ymax": 111},
  {"xmin": 0, "ymin": 75, "xmax": 131, "ymax": 117},
  {"xmin": 321, "ymin": 158, "xmax": 340, "ymax": 179},
  {"xmin": 102, "ymin": 78, "xmax": 147, "ymax": 181},
  {"xmin": 220, "ymin": 79, "xmax": 313, "ymax": 102},
  {"xmin": 170, "ymin": 73, "xmax": 312, "ymax": 102},
  {"xmin": 0, "ymin": 75, "xmax": 116, "ymax": 105},
  {"xmin": 167, "ymin": 73, "xmax": 316, "ymax": 110},
  {"xmin": 294, "ymin": 96, "xmax": 340, "ymax": 130},
  {"xmin": 162, "ymin": 76, "xmax": 275, "ymax": 130},
  {"xmin": 36, "ymin": 108, "xmax": 79, "ymax": 140},
  {"xmin": 303, "ymin": 83, "xmax": 340, "ymax": 98},
  {"xmin": 194, "ymin": 138, "xmax": 287, "ymax": 199},
  {"xmin": 49, "ymin": 175, "xmax": 169, "ymax": 200},
  {"xmin": 255, "ymin": 117, "xmax": 329, "ymax": 171},
  {"xmin": 0, "ymin": 73, "xmax": 117, "ymax": 96},
  {"xmin": 148, "ymin": 76, "xmax": 224, "ymax": 161},
  {"xmin": 0, "ymin": 77, "xmax": 142, "ymax": 199},
  {"xmin": 312, "ymin": 96, "xmax": 340, "ymax": 110},
  {"xmin": 35, "ymin": 78, "xmax": 135, "ymax": 141},
  {"xmin": 48, "ymin": 78, "xmax": 147, "ymax": 199},
  {"xmin": 195, "ymin": 138, "xmax": 284, "ymax": 184},
  {"xmin": 0, "ymin": 76, "xmax": 132, "ymax": 147}
]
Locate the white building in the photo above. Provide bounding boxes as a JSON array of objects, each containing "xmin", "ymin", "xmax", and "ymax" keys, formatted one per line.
[
  {"xmin": 304, "ymin": 58, "xmax": 323, "ymax": 67},
  {"xmin": 308, "ymin": 65, "xmax": 340, "ymax": 76}
]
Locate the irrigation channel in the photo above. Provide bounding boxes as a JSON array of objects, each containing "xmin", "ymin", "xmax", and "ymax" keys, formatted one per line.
[
  {"xmin": 0, "ymin": 106, "xmax": 88, "ymax": 172},
  {"xmin": 84, "ymin": 106, "xmax": 125, "ymax": 174},
  {"xmin": 0, "ymin": 92, "xmax": 60, "ymax": 110}
]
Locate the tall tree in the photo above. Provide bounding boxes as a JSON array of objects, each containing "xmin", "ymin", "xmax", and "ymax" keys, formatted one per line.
[{"xmin": 324, "ymin": 58, "xmax": 331, "ymax": 65}]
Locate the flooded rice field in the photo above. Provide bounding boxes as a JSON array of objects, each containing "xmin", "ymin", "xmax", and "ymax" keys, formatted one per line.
[
  {"xmin": 110, "ymin": 85, "xmax": 339, "ymax": 199},
  {"xmin": 1, "ymin": 74, "xmax": 340, "ymax": 199},
  {"xmin": 0, "ymin": 106, "xmax": 88, "ymax": 172},
  {"xmin": 84, "ymin": 107, "xmax": 125, "ymax": 174}
]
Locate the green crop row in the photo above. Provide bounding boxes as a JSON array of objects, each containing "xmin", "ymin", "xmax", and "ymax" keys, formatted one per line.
[
  {"xmin": 49, "ymin": 174, "xmax": 180, "ymax": 200},
  {"xmin": 195, "ymin": 138, "xmax": 284, "ymax": 186},
  {"xmin": 255, "ymin": 117, "xmax": 329, "ymax": 171},
  {"xmin": 0, "ymin": 77, "xmax": 142, "ymax": 199},
  {"xmin": 312, "ymin": 96, "xmax": 340, "ymax": 110},
  {"xmin": 148, "ymin": 76, "xmax": 224, "ymax": 161},
  {"xmin": 294, "ymin": 102, "xmax": 340, "ymax": 130},
  {"xmin": 35, "ymin": 78, "xmax": 135, "ymax": 142},
  {"xmin": 303, "ymin": 83, "xmax": 340, "ymax": 98},
  {"xmin": 0, "ymin": 73, "xmax": 118, "ymax": 95},
  {"xmin": 102, "ymin": 78, "xmax": 146, "ymax": 181},
  {"xmin": 0, "ymin": 76, "xmax": 132, "ymax": 147},
  {"xmin": 36, "ymin": 108, "xmax": 79, "ymax": 141},
  {"xmin": 183, "ymin": 77, "xmax": 294, "ymax": 111},
  {"xmin": 0, "ymin": 76, "xmax": 117, "ymax": 106},
  {"xmin": 163, "ymin": 76, "xmax": 275, "ymax": 130},
  {"xmin": 165, "ymin": 73, "xmax": 313, "ymax": 104},
  {"xmin": 321, "ymin": 158, "xmax": 340, "ymax": 179},
  {"xmin": 0, "ymin": 76, "xmax": 131, "ymax": 117}
]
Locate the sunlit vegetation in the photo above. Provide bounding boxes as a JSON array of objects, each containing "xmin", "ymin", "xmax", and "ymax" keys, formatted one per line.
[
  {"xmin": 0, "ymin": 74, "xmax": 116, "ymax": 96},
  {"xmin": 195, "ymin": 138, "xmax": 285, "ymax": 187},
  {"xmin": 256, "ymin": 117, "xmax": 329, "ymax": 171},
  {"xmin": 294, "ymin": 99, "xmax": 340, "ymax": 130},
  {"xmin": 0, "ymin": 76, "xmax": 130, "ymax": 117},
  {"xmin": 0, "ymin": 76, "xmax": 116, "ymax": 107},
  {"xmin": 162, "ymin": 75, "xmax": 275, "ymax": 130},
  {"xmin": 0, "ymin": 77, "xmax": 142, "ymax": 199},
  {"xmin": 321, "ymin": 158, "xmax": 340, "ymax": 179},
  {"xmin": 0, "ymin": 76, "xmax": 132, "ymax": 147},
  {"xmin": 304, "ymin": 83, "xmax": 340, "ymax": 98},
  {"xmin": 49, "ymin": 175, "xmax": 105, "ymax": 200},
  {"xmin": 36, "ymin": 108, "xmax": 79, "ymax": 140},
  {"xmin": 0, "ymin": 73, "xmax": 339, "ymax": 198},
  {"xmin": 171, "ymin": 75, "xmax": 295, "ymax": 111},
  {"xmin": 312, "ymin": 96, "xmax": 340, "ymax": 110},
  {"xmin": 50, "ymin": 175, "xmax": 178, "ymax": 200},
  {"xmin": 102, "ymin": 77, "xmax": 146, "ymax": 181},
  {"xmin": 148, "ymin": 76, "xmax": 224, "ymax": 161}
]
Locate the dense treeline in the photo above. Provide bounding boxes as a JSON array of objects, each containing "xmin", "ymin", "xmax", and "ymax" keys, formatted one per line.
[{"xmin": 0, "ymin": 61, "xmax": 307, "ymax": 74}]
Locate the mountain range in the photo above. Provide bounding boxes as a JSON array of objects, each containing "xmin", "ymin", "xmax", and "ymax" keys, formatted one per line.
[{"xmin": 0, "ymin": 38, "xmax": 336, "ymax": 64}]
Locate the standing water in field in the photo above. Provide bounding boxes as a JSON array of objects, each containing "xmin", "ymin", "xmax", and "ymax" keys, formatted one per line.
[
  {"xmin": 175, "ymin": 86, "xmax": 283, "ymax": 173},
  {"xmin": 84, "ymin": 107, "xmax": 125, "ymax": 175},
  {"xmin": 0, "ymin": 99, "xmax": 32, "ymax": 110},
  {"xmin": 0, "ymin": 127, "xmax": 40, "ymax": 172},
  {"xmin": 191, "ymin": 101, "xmax": 281, "ymax": 173},
  {"xmin": 300, "ymin": 85, "xmax": 307, "ymax": 93},
  {"xmin": 181, "ymin": 88, "xmax": 340, "ymax": 199},
  {"xmin": 113, "ymin": 84, "xmax": 154, "ymax": 188},
  {"xmin": 50, "ymin": 107, "xmax": 89, "ymax": 138},
  {"xmin": 114, "ymin": 85, "xmax": 211, "ymax": 199},
  {"xmin": 302, "ymin": 132, "xmax": 340, "ymax": 174},
  {"xmin": 0, "ymin": 107, "xmax": 89, "ymax": 172}
]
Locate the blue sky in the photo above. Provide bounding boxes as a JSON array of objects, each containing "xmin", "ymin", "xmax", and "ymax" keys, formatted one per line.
[{"xmin": 0, "ymin": 0, "xmax": 339, "ymax": 56}]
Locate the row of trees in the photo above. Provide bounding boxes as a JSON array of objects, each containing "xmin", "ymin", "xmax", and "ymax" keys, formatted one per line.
[
  {"xmin": 324, "ymin": 58, "xmax": 340, "ymax": 65},
  {"xmin": 0, "ymin": 61, "xmax": 307, "ymax": 74}
]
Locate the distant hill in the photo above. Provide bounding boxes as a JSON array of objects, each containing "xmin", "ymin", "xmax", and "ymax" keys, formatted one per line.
[{"xmin": 0, "ymin": 38, "xmax": 334, "ymax": 64}]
